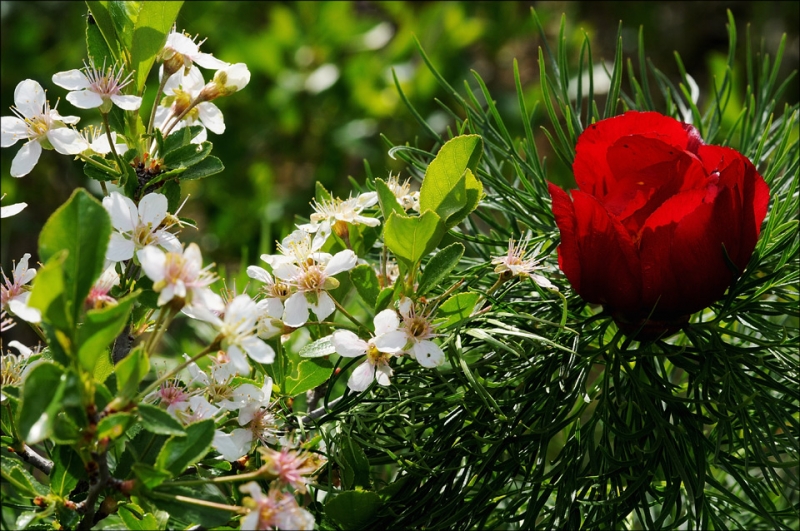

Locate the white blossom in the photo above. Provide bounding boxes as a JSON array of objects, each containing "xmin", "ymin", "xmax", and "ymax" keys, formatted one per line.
[
  {"xmin": 103, "ymin": 192, "xmax": 181, "ymax": 262},
  {"xmin": 1, "ymin": 79, "xmax": 87, "ymax": 177},
  {"xmin": 331, "ymin": 309, "xmax": 407, "ymax": 391},
  {"xmin": 137, "ymin": 243, "xmax": 223, "ymax": 311},
  {"xmin": 398, "ymin": 297, "xmax": 444, "ymax": 368},
  {"xmin": 491, "ymin": 235, "xmax": 557, "ymax": 290},
  {"xmin": 239, "ymin": 482, "xmax": 315, "ymax": 531},
  {"xmin": 1, "ymin": 253, "xmax": 41, "ymax": 324},
  {"xmin": 155, "ymin": 65, "xmax": 225, "ymax": 142},
  {"xmin": 52, "ymin": 60, "xmax": 141, "ymax": 112}
]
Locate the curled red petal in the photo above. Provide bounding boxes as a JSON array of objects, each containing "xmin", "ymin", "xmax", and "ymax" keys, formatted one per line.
[
  {"xmin": 548, "ymin": 182, "xmax": 582, "ymax": 293},
  {"xmin": 573, "ymin": 111, "xmax": 702, "ymax": 198}
]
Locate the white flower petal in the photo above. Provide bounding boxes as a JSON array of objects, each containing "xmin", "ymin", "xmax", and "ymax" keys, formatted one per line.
[
  {"xmin": 10, "ymin": 141, "xmax": 42, "ymax": 178},
  {"xmin": 52, "ymin": 69, "xmax": 90, "ymax": 90},
  {"xmin": 242, "ymin": 336, "xmax": 275, "ymax": 364},
  {"xmin": 8, "ymin": 299, "xmax": 42, "ymax": 323},
  {"xmin": 197, "ymin": 102, "xmax": 225, "ymax": 134},
  {"xmin": 347, "ymin": 361, "xmax": 375, "ymax": 392},
  {"xmin": 256, "ymin": 297, "xmax": 283, "ymax": 320},
  {"xmin": 331, "ymin": 330, "xmax": 368, "ymax": 357},
  {"xmin": 283, "ymin": 292, "xmax": 309, "ymax": 327},
  {"xmin": 47, "ymin": 127, "xmax": 89, "ymax": 155},
  {"xmin": 1, "ymin": 116, "xmax": 28, "ymax": 147},
  {"xmin": 226, "ymin": 295, "xmax": 257, "ymax": 326},
  {"xmin": 217, "ymin": 63, "xmax": 250, "ymax": 91},
  {"xmin": 1, "ymin": 202, "xmax": 27, "ymax": 218},
  {"xmin": 398, "ymin": 297, "xmax": 413, "ymax": 319},
  {"xmin": 138, "ymin": 246, "xmax": 167, "ymax": 282},
  {"xmin": 227, "ymin": 344, "xmax": 252, "ymax": 375},
  {"xmin": 372, "ymin": 330, "xmax": 407, "ymax": 353},
  {"xmin": 155, "ymin": 230, "xmax": 182, "ymax": 253},
  {"xmin": 110, "ymin": 94, "xmax": 142, "ymax": 111},
  {"xmin": 106, "ymin": 233, "xmax": 135, "ymax": 262},
  {"xmin": 65, "ymin": 89, "xmax": 104, "ymax": 109},
  {"xmin": 138, "ymin": 193, "xmax": 169, "ymax": 227},
  {"xmin": 357, "ymin": 191, "xmax": 378, "ymax": 208},
  {"xmin": 373, "ymin": 309, "xmax": 400, "ymax": 336},
  {"xmin": 213, "ymin": 428, "xmax": 252, "ymax": 462},
  {"xmin": 375, "ymin": 364, "xmax": 393, "ymax": 386},
  {"xmin": 310, "ymin": 291, "xmax": 335, "ymax": 322},
  {"xmin": 324, "ymin": 250, "xmax": 357, "ymax": 276},
  {"xmin": 193, "ymin": 52, "xmax": 229, "ymax": 70},
  {"xmin": 246, "ymin": 265, "xmax": 273, "ymax": 284},
  {"xmin": 103, "ymin": 192, "xmax": 138, "ymax": 232},
  {"xmin": 412, "ymin": 340, "xmax": 445, "ymax": 368},
  {"xmin": 14, "ymin": 80, "xmax": 45, "ymax": 119}
]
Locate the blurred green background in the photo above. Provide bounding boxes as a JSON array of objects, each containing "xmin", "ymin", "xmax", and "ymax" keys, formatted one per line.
[{"xmin": 2, "ymin": 1, "xmax": 798, "ymax": 346}]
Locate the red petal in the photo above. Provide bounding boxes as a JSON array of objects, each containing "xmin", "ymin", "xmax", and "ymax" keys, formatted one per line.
[
  {"xmin": 570, "ymin": 190, "xmax": 642, "ymax": 312},
  {"xmin": 573, "ymin": 111, "xmax": 702, "ymax": 198},
  {"xmin": 548, "ymin": 182, "xmax": 582, "ymax": 293}
]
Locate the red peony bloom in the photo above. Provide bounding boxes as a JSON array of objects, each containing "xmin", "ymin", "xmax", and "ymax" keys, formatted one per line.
[{"xmin": 548, "ymin": 111, "xmax": 769, "ymax": 338}]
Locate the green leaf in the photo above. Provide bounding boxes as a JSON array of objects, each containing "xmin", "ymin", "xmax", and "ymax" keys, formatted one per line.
[
  {"xmin": 384, "ymin": 210, "xmax": 446, "ymax": 271},
  {"xmin": 350, "ymin": 264, "xmax": 380, "ymax": 307},
  {"xmin": 38, "ymin": 189, "xmax": 111, "ymax": 326},
  {"xmin": 28, "ymin": 251, "xmax": 71, "ymax": 334},
  {"xmin": 83, "ymin": 155, "xmax": 119, "ymax": 183},
  {"xmin": 283, "ymin": 348, "xmax": 334, "ymax": 397},
  {"xmin": 162, "ymin": 179, "xmax": 181, "ymax": 212},
  {"xmin": 325, "ymin": 491, "xmax": 383, "ymax": 530},
  {"xmin": 437, "ymin": 292, "xmax": 480, "ymax": 329},
  {"xmin": 50, "ymin": 445, "xmax": 85, "ymax": 498},
  {"xmin": 131, "ymin": 463, "xmax": 172, "ymax": 490},
  {"xmin": 96, "ymin": 412, "xmax": 134, "ymax": 441},
  {"xmin": 155, "ymin": 419, "xmax": 214, "ymax": 477},
  {"xmin": 163, "ymin": 141, "xmax": 212, "ymax": 170},
  {"xmin": 1, "ymin": 459, "xmax": 48, "ymax": 497},
  {"xmin": 338, "ymin": 435, "xmax": 371, "ymax": 490},
  {"xmin": 115, "ymin": 345, "xmax": 149, "ymax": 398},
  {"xmin": 418, "ymin": 135, "xmax": 483, "ymax": 228},
  {"xmin": 77, "ymin": 292, "xmax": 139, "ymax": 373},
  {"xmin": 418, "ymin": 243, "xmax": 464, "ymax": 296},
  {"xmin": 375, "ymin": 286, "xmax": 395, "ymax": 313},
  {"xmin": 298, "ymin": 335, "xmax": 336, "ymax": 358},
  {"xmin": 178, "ymin": 156, "xmax": 224, "ymax": 180},
  {"xmin": 86, "ymin": 2, "xmax": 121, "ymax": 63},
  {"xmin": 375, "ymin": 177, "xmax": 406, "ymax": 220},
  {"xmin": 108, "ymin": 1, "xmax": 139, "ymax": 56},
  {"xmin": 118, "ymin": 504, "xmax": 160, "ymax": 531},
  {"xmin": 130, "ymin": 1, "xmax": 184, "ymax": 94},
  {"xmin": 163, "ymin": 125, "xmax": 204, "ymax": 155},
  {"xmin": 138, "ymin": 403, "xmax": 186, "ymax": 436},
  {"xmin": 18, "ymin": 362, "xmax": 67, "ymax": 444},
  {"xmin": 315, "ymin": 180, "xmax": 333, "ymax": 202}
]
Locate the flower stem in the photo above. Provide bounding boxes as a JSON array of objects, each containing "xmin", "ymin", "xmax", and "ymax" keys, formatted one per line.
[
  {"xmin": 161, "ymin": 467, "xmax": 265, "ymax": 487},
  {"xmin": 148, "ymin": 491, "xmax": 247, "ymax": 514},
  {"xmin": 102, "ymin": 112, "xmax": 126, "ymax": 180},
  {"xmin": 331, "ymin": 297, "xmax": 367, "ymax": 332},
  {"xmin": 147, "ymin": 74, "xmax": 170, "ymax": 139}
]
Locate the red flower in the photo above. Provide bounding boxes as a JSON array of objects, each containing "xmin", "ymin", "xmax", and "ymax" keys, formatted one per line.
[{"xmin": 548, "ymin": 111, "xmax": 769, "ymax": 337}]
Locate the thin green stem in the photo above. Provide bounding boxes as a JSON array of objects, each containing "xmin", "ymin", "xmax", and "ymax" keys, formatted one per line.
[
  {"xmin": 76, "ymin": 152, "xmax": 119, "ymax": 175},
  {"xmin": 161, "ymin": 468, "xmax": 266, "ymax": 487},
  {"xmin": 331, "ymin": 297, "xmax": 368, "ymax": 332},
  {"xmin": 148, "ymin": 491, "xmax": 247, "ymax": 514},
  {"xmin": 102, "ymin": 112, "xmax": 126, "ymax": 180},
  {"xmin": 161, "ymin": 95, "xmax": 204, "ymax": 138},
  {"xmin": 147, "ymin": 74, "xmax": 170, "ymax": 138}
]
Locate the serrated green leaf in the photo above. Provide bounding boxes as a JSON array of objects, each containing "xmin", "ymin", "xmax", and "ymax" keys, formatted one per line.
[
  {"xmin": 130, "ymin": 1, "xmax": 184, "ymax": 94},
  {"xmin": 50, "ymin": 446, "xmax": 85, "ymax": 498},
  {"xmin": 1, "ymin": 459, "xmax": 48, "ymax": 497},
  {"xmin": 132, "ymin": 463, "xmax": 172, "ymax": 489},
  {"xmin": 18, "ymin": 362, "xmax": 67, "ymax": 444},
  {"xmin": 96, "ymin": 412, "xmax": 134, "ymax": 441},
  {"xmin": 163, "ymin": 125, "xmax": 205, "ymax": 155},
  {"xmin": 78, "ymin": 292, "xmax": 139, "ymax": 373},
  {"xmin": 350, "ymin": 264, "xmax": 380, "ymax": 306},
  {"xmin": 84, "ymin": 157, "xmax": 119, "ymax": 182},
  {"xmin": 162, "ymin": 179, "xmax": 181, "ymax": 212},
  {"xmin": 419, "ymin": 135, "xmax": 483, "ymax": 228},
  {"xmin": 384, "ymin": 210, "xmax": 445, "ymax": 271},
  {"xmin": 28, "ymin": 251, "xmax": 71, "ymax": 334},
  {"xmin": 283, "ymin": 348, "xmax": 334, "ymax": 397},
  {"xmin": 155, "ymin": 419, "xmax": 214, "ymax": 477},
  {"xmin": 38, "ymin": 189, "xmax": 111, "ymax": 326},
  {"xmin": 86, "ymin": 2, "xmax": 121, "ymax": 63},
  {"xmin": 115, "ymin": 345, "xmax": 149, "ymax": 398},
  {"xmin": 325, "ymin": 490, "xmax": 383, "ymax": 530},
  {"xmin": 118, "ymin": 505, "xmax": 160, "ymax": 531},
  {"xmin": 418, "ymin": 243, "xmax": 464, "ymax": 296},
  {"xmin": 375, "ymin": 286, "xmax": 395, "ymax": 313},
  {"xmin": 108, "ymin": 1, "xmax": 139, "ymax": 55},
  {"xmin": 437, "ymin": 292, "xmax": 480, "ymax": 329},
  {"xmin": 178, "ymin": 156, "xmax": 224, "ymax": 180},
  {"xmin": 138, "ymin": 403, "xmax": 186, "ymax": 436},
  {"xmin": 163, "ymin": 141, "xmax": 212, "ymax": 170},
  {"xmin": 375, "ymin": 177, "xmax": 406, "ymax": 220},
  {"xmin": 315, "ymin": 181, "xmax": 333, "ymax": 202},
  {"xmin": 299, "ymin": 336, "xmax": 336, "ymax": 358}
]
